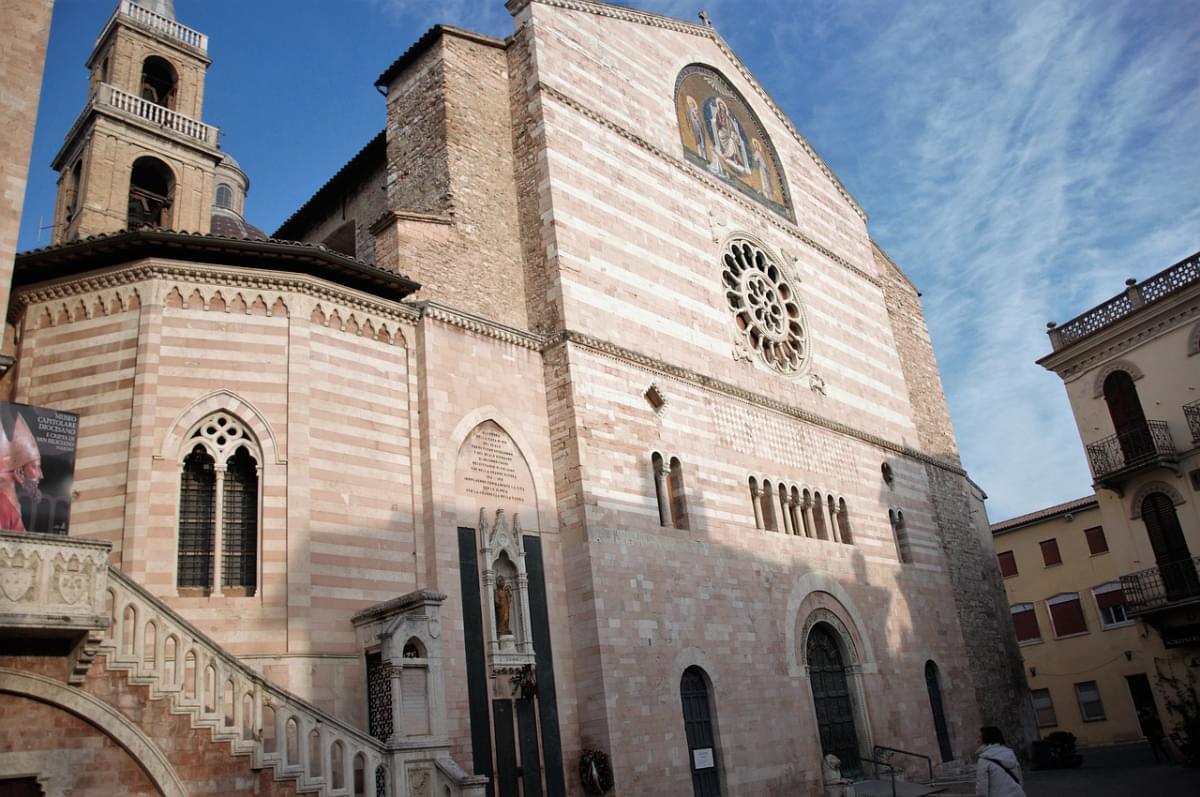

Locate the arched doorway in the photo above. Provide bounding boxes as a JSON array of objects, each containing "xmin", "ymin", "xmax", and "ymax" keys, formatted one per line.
[
  {"xmin": 807, "ymin": 624, "xmax": 860, "ymax": 775},
  {"xmin": 925, "ymin": 661, "xmax": 953, "ymax": 762},
  {"xmin": 1103, "ymin": 371, "xmax": 1149, "ymax": 464},
  {"xmin": 679, "ymin": 666, "xmax": 721, "ymax": 797},
  {"xmin": 1142, "ymin": 492, "xmax": 1199, "ymax": 600}
]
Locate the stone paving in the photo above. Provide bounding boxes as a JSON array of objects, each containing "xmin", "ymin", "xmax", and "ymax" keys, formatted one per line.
[{"xmin": 1024, "ymin": 743, "xmax": 1200, "ymax": 797}]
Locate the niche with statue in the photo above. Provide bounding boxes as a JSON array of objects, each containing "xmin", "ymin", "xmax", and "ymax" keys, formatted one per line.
[{"xmin": 479, "ymin": 508, "xmax": 536, "ymax": 673}]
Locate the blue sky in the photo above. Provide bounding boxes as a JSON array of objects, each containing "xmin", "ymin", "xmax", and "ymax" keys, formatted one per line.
[{"xmin": 18, "ymin": 0, "xmax": 1200, "ymax": 521}]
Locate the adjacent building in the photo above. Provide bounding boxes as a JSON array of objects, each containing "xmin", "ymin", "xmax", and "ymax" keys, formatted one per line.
[
  {"xmin": 1025, "ymin": 250, "xmax": 1200, "ymax": 751},
  {"xmin": 991, "ymin": 495, "xmax": 1172, "ymax": 746},
  {"xmin": 0, "ymin": 2, "xmax": 1031, "ymax": 796}
]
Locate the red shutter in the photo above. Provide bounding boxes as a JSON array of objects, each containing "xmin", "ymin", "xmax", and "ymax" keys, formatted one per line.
[
  {"xmin": 998, "ymin": 551, "xmax": 1018, "ymax": 577},
  {"xmin": 1041, "ymin": 539, "xmax": 1062, "ymax": 566},
  {"xmin": 1050, "ymin": 597, "xmax": 1087, "ymax": 636},
  {"xmin": 1012, "ymin": 608, "xmax": 1040, "ymax": 642},
  {"xmin": 1095, "ymin": 588, "xmax": 1125, "ymax": 610},
  {"xmin": 1085, "ymin": 527, "xmax": 1108, "ymax": 555}
]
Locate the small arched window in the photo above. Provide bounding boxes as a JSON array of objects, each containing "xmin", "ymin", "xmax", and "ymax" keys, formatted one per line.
[
  {"xmin": 890, "ymin": 510, "xmax": 912, "ymax": 563},
  {"xmin": 66, "ymin": 159, "xmax": 83, "ymax": 222},
  {"xmin": 141, "ymin": 55, "xmax": 178, "ymax": 108},
  {"xmin": 215, "ymin": 183, "xmax": 233, "ymax": 209},
  {"xmin": 128, "ymin": 156, "xmax": 174, "ymax": 230},
  {"xmin": 176, "ymin": 412, "xmax": 261, "ymax": 594},
  {"xmin": 837, "ymin": 498, "xmax": 852, "ymax": 545},
  {"xmin": 760, "ymin": 479, "xmax": 777, "ymax": 531},
  {"xmin": 668, "ymin": 456, "xmax": 688, "ymax": 530},
  {"xmin": 811, "ymin": 491, "xmax": 828, "ymax": 540}
]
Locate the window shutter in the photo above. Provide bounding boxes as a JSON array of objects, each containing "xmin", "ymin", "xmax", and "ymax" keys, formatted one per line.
[
  {"xmin": 1084, "ymin": 526, "xmax": 1108, "ymax": 555},
  {"xmin": 1040, "ymin": 539, "xmax": 1062, "ymax": 566},
  {"xmin": 1095, "ymin": 588, "xmax": 1125, "ymax": 611},
  {"xmin": 1049, "ymin": 596, "xmax": 1087, "ymax": 636},
  {"xmin": 1011, "ymin": 606, "xmax": 1040, "ymax": 642},
  {"xmin": 998, "ymin": 551, "xmax": 1017, "ymax": 577}
]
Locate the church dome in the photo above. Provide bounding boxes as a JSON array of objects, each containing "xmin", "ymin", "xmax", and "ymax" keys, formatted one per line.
[{"xmin": 209, "ymin": 151, "xmax": 265, "ymax": 239}]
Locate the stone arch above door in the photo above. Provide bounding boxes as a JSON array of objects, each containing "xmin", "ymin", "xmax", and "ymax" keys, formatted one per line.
[{"xmin": 784, "ymin": 574, "xmax": 876, "ymax": 677}]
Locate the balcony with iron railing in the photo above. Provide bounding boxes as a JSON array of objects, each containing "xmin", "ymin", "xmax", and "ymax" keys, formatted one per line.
[
  {"xmin": 1085, "ymin": 420, "xmax": 1178, "ymax": 489},
  {"xmin": 98, "ymin": 0, "xmax": 208, "ymax": 52},
  {"xmin": 1120, "ymin": 557, "xmax": 1200, "ymax": 618},
  {"xmin": 96, "ymin": 82, "xmax": 218, "ymax": 146},
  {"xmin": 1046, "ymin": 251, "xmax": 1200, "ymax": 350},
  {"xmin": 1185, "ymin": 400, "xmax": 1200, "ymax": 444}
]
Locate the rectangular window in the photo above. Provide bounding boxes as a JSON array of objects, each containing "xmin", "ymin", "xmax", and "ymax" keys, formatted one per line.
[
  {"xmin": 1010, "ymin": 603, "xmax": 1041, "ymax": 644},
  {"xmin": 1040, "ymin": 538, "xmax": 1062, "ymax": 566},
  {"xmin": 1075, "ymin": 681, "xmax": 1105, "ymax": 721},
  {"xmin": 1031, "ymin": 688, "xmax": 1057, "ymax": 727},
  {"xmin": 1085, "ymin": 526, "xmax": 1108, "ymax": 555},
  {"xmin": 1092, "ymin": 583, "xmax": 1131, "ymax": 628},
  {"xmin": 1048, "ymin": 593, "xmax": 1088, "ymax": 637},
  {"xmin": 998, "ymin": 550, "xmax": 1018, "ymax": 578}
]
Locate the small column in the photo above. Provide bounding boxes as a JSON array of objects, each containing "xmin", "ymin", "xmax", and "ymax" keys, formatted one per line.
[
  {"xmin": 654, "ymin": 461, "xmax": 671, "ymax": 526},
  {"xmin": 388, "ymin": 661, "xmax": 402, "ymax": 742},
  {"xmin": 780, "ymin": 491, "xmax": 794, "ymax": 536},
  {"xmin": 751, "ymin": 485, "xmax": 764, "ymax": 529},
  {"xmin": 803, "ymin": 499, "xmax": 815, "ymax": 539},
  {"xmin": 212, "ymin": 465, "xmax": 226, "ymax": 595}
]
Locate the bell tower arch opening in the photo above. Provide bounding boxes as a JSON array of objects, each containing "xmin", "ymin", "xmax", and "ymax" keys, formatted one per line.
[
  {"xmin": 140, "ymin": 55, "xmax": 178, "ymax": 109},
  {"xmin": 127, "ymin": 156, "xmax": 175, "ymax": 230}
]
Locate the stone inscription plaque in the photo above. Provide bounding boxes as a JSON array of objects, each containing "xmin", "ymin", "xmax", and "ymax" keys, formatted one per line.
[{"xmin": 463, "ymin": 424, "xmax": 527, "ymax": 502}]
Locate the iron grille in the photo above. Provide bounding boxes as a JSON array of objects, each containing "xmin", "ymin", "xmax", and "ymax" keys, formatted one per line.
[
  {"xmin": 366, "ymin": 652, "xmax": 393, "ymax": 742},
  {"xmin": 1084, "ymin": 421, "xmax": 1176, "ymax": 479},
  {"xmin": 177, "ymin": 446, "xmax": 215, "ymax": 588},
  {"xmin": 222, "ymin": 446, "xmax": 258, "ymax": 590},
  {"xmin": 1121, "ymin": 557, "xmax": 1200, "ymax": 615},
  {"xmin": 1185, "ymin": 400, "xmax": 1200, "ymax": 443}
]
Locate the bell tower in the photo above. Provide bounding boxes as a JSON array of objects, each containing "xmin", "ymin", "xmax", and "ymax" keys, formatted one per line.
[{"xmin": 50, "ymin": 0, "xmax": 221, "ymax": 244}]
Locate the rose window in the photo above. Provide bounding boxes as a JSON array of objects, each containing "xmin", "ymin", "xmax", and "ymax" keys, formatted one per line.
[{"xmin": 722, "ymin": 239, "xmax": 808, "ymax": 374}]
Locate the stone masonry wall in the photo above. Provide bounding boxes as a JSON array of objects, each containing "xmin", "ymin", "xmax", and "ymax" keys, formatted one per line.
[
  {"xmin": 380, "ymin": 32, "xmax": 529, "ymax": 329},
  {"xmin": 875, "ymin": 243, "xmax": 1031, "ymax": 750},
  {"xmin": 874, "ymin": 243, "xmax": 961, "ymax": 465},
  {"xmin": 0, "ymin": 0, "xmax": 52, "ymax": 314}
]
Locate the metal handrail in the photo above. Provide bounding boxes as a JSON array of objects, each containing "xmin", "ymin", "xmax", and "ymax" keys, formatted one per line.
[
  {"xmin": 874, "ymin": 744, "xmax": 935, "ymax": 783},
  {"xmin": 860, "ymin": 756, "xmax": 898, "ymax": 797}
]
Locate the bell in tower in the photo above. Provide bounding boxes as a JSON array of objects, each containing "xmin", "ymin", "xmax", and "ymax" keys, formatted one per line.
[{"xmin": 50, "ymin": 0, "xmax": 221, "ymax": 243}]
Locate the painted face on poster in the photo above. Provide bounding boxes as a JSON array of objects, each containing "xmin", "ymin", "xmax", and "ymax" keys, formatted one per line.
[{"xmin": 692, "ymin": 748, "xmax": 714, "ymax": 770}]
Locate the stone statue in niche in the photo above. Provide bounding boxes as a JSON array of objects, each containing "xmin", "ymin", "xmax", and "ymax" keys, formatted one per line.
[
  {"xmin": 479, "ymin": 507, "xmax": 536, "ymax": 673},
  {"xmin": 494, "ymin": 575, "xmax": 512, "ymax": 637}
]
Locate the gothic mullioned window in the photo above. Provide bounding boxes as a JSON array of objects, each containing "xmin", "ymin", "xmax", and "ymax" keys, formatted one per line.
[
  {"xmin": 722, "ymin": 239, "xmax": 810, "ymax": 375},
  {"xmin": 176, "ymin": 412, "xmax": 260, "ymax": 594}
]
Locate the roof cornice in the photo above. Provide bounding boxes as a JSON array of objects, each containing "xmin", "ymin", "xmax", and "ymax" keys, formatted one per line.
[{"xmin": 14, "ymin": 229, "xmax": 420, "ymax": 302}]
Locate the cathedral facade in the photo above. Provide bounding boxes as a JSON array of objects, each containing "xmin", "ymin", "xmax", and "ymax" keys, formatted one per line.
[{"xmin": 0, "ymin": 2, "xmax": 1030, "ymax": 796}]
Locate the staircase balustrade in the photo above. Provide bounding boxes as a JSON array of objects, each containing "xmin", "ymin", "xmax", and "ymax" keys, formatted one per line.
[{"xmin": 100, "ymin": 567, "xmax": 484, "ymax": 797}]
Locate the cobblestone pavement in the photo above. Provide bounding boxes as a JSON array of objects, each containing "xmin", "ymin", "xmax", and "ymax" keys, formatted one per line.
[{"xmin": 1024, "ymin": 743, "xmax": 1200, "ymax": 797}]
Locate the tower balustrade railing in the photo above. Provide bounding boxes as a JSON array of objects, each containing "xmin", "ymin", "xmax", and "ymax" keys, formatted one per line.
[
  {"xmin": 100, "ymin": 84, "xmax": 218, "ymax": 146},
  {"xmin": 100, "ymin": 1, "xmax": 208, "ymax": 51}
]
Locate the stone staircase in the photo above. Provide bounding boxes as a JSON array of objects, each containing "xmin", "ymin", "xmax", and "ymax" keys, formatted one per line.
[{"xmin": 100, "ymin": 566, "xmax": 484, "ymax": 797}]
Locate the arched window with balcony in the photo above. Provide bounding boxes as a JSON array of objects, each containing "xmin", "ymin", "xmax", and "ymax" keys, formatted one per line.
[
  {"xmin": 1141, "ymin": 492, "xmax": 1199, "ymax": 602},
  {"xmin": 141, "ymin": 55, "xmax": 178, "ymax": 108},
  {"xmin": 128, "ymin": 156, "xmax": 174, "ymax": 230},
  {"xmin": 1102, "ymin": 370, "xmax": 1149, "ymax": 465},
  {"xmin": 176, "ymin": 412, "xmax": 261, "ymax": 595}
]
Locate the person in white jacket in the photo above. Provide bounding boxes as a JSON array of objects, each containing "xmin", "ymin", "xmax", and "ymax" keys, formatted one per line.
[{"xmin": 975, "ymin": 726, "xmax": 1026, "ymax": 797}]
